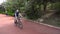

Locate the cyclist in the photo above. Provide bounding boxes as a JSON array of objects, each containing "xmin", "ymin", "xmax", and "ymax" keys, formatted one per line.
[
  {"xmin": 14, "ymin": 9, "xmax": 23, "ymax": 25},
  {"xmin": 14, "ymin": 9, "xmax": 20, "ymax": 24},
  {"xmin": 15, "ymin": 9, "xmax": 19, "ymax": 18}
]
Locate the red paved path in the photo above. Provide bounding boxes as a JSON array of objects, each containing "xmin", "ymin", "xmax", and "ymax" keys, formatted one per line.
[{"xmin": 0, "ymin": 14, "xmax": 60, "ymax": 34}]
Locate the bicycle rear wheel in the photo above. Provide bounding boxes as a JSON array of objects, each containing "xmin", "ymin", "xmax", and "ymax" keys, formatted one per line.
[{"xmin": 14, "ymin": 19, "xmax": 18, "ymax": 26}]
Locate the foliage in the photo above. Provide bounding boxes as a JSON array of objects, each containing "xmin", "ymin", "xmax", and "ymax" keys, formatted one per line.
[
  {"xmin": 2, "ymin": 0, "xmax": 25, "ymax": 12},
  {"xmin": 1, "ymin": 0, "xmax": 60, "ymax": 20},
  {"xmin": 53, "ymin": 2, "xmax": 60, "ymax": 10},
  {"xmin": 24, "ymin": 0, "xmax": 43, "ymax": 20}
]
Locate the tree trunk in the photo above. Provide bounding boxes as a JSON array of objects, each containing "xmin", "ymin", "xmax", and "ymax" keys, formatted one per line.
[{"xmin": 43, "ymin": 2, "xmax": 47, "ymax": 14}]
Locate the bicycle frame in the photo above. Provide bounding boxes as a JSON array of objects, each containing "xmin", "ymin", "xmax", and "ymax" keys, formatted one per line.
[{"xmin": 14, "ymin": 16, "xmax": 23, "ymax": 29}]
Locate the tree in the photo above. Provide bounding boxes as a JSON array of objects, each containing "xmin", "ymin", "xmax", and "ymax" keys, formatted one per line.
[
  {"xmin": 0, "ymin": 5, "xmax": 5, "ymax": 12},
  {"xmin": 2, "ymin": 0, "xmax": 25, "ymax": 12},
  {"xmin": 1, "ymin": 0, "xmax": 60, "ymax": 20}
]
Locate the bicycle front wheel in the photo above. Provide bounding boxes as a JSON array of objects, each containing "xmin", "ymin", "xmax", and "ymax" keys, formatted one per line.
[{"xmin": 17, "ymin": 21, "xmax": 23, "ymax": 29}]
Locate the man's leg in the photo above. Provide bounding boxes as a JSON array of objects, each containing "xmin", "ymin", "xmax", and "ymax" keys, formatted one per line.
[{"xmin": 14, "ymin": 17, "xmax": 18, "ymax": 24}]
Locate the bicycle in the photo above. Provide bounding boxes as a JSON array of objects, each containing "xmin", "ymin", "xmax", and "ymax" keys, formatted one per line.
[{"xmin": 14, "ymin": 17, "xmax": 23, "ymax": 29}]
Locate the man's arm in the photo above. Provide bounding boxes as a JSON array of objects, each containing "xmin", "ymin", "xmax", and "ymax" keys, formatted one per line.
[
  {"xmin": 19, "ymin": 13, "xmax": 23, "ymax": 18},
  {"xmin": 14, "ymin": 13, "xmax": 18, "ymax": 20}
]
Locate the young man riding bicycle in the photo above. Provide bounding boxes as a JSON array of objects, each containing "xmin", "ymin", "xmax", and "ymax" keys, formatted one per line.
[{"xmin": 14, "ymin": 9, "xmax": 23, "ymax": 29}]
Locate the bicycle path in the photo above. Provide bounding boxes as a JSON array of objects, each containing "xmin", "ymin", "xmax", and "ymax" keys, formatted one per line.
[{"xmin": 0, "ymin": 14, "xmax": 60, "ymax": 34}]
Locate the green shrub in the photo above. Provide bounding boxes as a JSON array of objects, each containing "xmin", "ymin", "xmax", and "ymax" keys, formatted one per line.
[
  {"xmin": 52, "ymin": 2, "xmax": 60, "ymax": 10},
  {"xmin": 0, "ymin": 11, "xmax": 5, "ymax": 14},
  {"xmin": 25, "ymin": 7, "xmax": 42, "ymax": 20},
  {"xmin": 7, "ymin": 10, "xmax": 14, "ymax": 16}
]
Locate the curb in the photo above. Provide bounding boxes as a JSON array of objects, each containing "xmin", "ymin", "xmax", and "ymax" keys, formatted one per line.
[
  {"xmin": 36, "ymin": 21, "xmax": 60, "ymax": 30},
  {"xmin": 24, "ymin": 18, "xmax": 60, "ymax": 30}
]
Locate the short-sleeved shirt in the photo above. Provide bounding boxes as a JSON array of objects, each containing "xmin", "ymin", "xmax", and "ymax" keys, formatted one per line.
[{"xmin": 15, "ymin": 11, "xmax": 19, "ymax": 17}]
